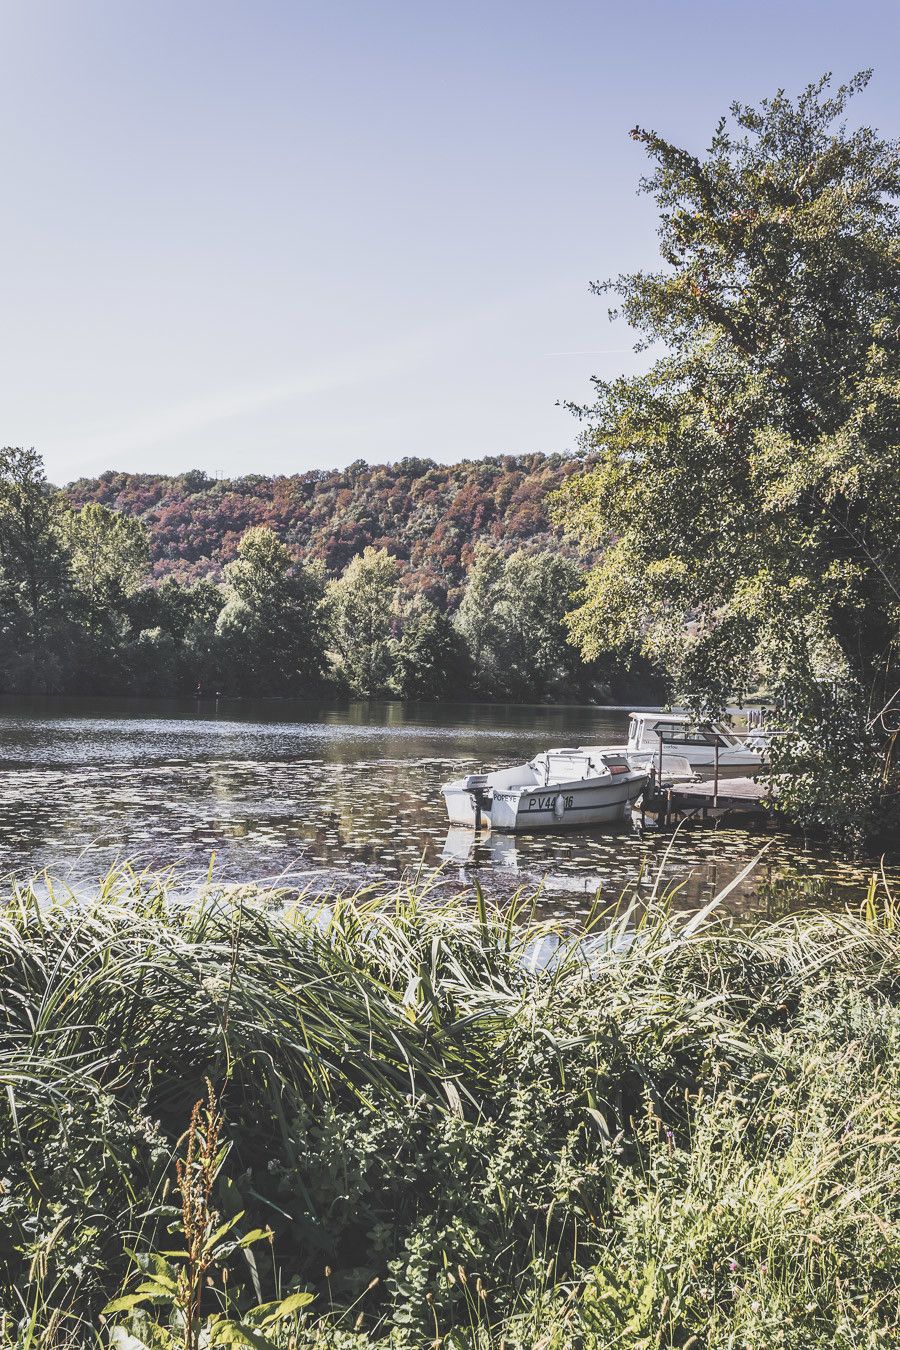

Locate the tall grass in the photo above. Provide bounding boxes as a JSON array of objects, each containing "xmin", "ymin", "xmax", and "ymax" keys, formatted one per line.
[{"xmin": 0, "ymin": 866, "xmax": 898, "ymax": 1346}]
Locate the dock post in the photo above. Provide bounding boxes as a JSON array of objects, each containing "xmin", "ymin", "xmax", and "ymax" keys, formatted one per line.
[{"xmin": 713, "ymin": 743, "xmax": 720, "ymax": 808}]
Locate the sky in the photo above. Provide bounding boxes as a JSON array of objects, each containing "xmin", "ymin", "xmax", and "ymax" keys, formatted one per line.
[{"xmin": 1, "ymin": 1, "xmax": 899, "ymax": 485}]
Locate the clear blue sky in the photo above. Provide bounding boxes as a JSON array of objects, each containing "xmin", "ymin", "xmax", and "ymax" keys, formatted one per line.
[{"xmin": 2, "ymin": 1, "xmax": 898, "ymax": 485}]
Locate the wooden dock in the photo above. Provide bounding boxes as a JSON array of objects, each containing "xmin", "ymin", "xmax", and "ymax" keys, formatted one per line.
[{"xmin": 642, "ymin": 776, "xmax": 772, "ymax": 828}]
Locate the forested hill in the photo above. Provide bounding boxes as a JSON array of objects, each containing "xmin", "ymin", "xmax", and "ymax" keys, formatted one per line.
[{"xmin": 65, "ymin": 452, "xmax": 586, "ymax": 602}]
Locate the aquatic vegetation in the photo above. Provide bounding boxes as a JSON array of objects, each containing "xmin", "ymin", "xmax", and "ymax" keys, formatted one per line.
[
  {"xmin": 0, "ymin": 867, "xmax": 898, "ymax": 1346},
  {"xmin": 2, "ymin": 704, "xmax": 897, "ymax": 912}
]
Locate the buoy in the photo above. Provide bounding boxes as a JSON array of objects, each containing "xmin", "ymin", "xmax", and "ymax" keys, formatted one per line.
[{"xmin": 553, "ymin": 793, "xmax": 566, "ymax": 820}]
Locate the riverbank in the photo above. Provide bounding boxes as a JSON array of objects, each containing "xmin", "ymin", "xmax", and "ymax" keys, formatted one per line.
[{"xmin": 1, "ymin": 868, "xmax": 898, "ymax": 1347}]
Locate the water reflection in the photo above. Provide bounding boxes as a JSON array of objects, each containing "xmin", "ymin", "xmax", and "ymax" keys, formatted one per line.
[
  {"xmin": 0, "ymin": 695, "xmax": 895, "ymax": 915},
  {"xmin": 438, "ymin": 822, "xmax": 892, "ymax": 919}
]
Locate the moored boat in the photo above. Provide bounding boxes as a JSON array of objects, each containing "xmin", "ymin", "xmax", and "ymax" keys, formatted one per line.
[
  {"xmin": 441, "ymin": 749, "xmax": 648, "ymax": 832},
  {"xmin": 626, "ymin": 711, "xmax": 773, "ymax": 768}
]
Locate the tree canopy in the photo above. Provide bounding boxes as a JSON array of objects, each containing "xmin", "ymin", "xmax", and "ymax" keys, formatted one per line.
[
  {"xmin": 1, "ymin": 448, "xmax": 655, "ymax": 706},
  {"xmin": 455, "ymin": 546, "xmax": 588, "ymax": 701},
  {"xmin": 216, "ymin": 526, "xmax": 327, "ymax": 696},
  {"xmin": 65, "ymin": 453, "xmax": 585, "ymax": 602},
  {"xmin": 58, "ymin": 502, "xmax": 150, "ymax": 630},
  {"xmin": 325, "ymin": 547, "xmax": 400, "ymax": 697},
  {"xmin": 555, "ymin": 72, "xmax": 900, "ymax": 836}
]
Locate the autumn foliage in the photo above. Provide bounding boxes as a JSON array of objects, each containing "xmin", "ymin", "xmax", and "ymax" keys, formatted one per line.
[{"xmin": 65, "ymin": 453, "xmax": 586, "ymax": 605}]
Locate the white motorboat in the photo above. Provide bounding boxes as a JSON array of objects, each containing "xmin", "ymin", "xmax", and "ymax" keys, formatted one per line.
[
  {"xmin": 626, "ymin": 711, "xmax": 772, "ymax": 769},
  {"xmin": 441, "ymin": 749, "xmax": 648, "ymax": 832}
]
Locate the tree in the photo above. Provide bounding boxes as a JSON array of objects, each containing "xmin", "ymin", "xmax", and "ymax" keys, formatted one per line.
[
  {"xmin": 500, "ymin": 551, "xmax": 585, "ymax": 698},
  {"xmin": 554, "ymin": 73, "xmax": 900, "ymax": 837},
  {"xmin": 150, "ymin": 576, "xmax": 225, "ymax": 645},
  {"xmin": 453, "ymin": 545, "xmax": 507, "ymax": 692},
  {"xmin": 216, "ymin": 527, "xmax": 326, "ymax": 695},
  {"xmin": 0, "ymin": 447, "xmax": 72, "ymax": 690},
  {"xmin": 124, "ymin": 577, "xmax": 225, "ymax": 694},
  {"xmin": 58, "ymin": 502, "xmax": 150, "ymax": 631},
  {"xmin": 124, "ymin": 626, "xmax": 180, "ymax": 696},
  {"xmin": 326, "ymin": 547, "xmax": 398, "ymax": 696},
  {"xmin": 393, "ymin": 596, "xmax": 470, "ymax": 700},
  {"xmin": 454, "ymin": 546, "xmax": 587, "ymax": 700}
]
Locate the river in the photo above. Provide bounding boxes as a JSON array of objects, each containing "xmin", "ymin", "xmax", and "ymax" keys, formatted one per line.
[{"xmin": 0, "ymin": 695, "xmax": 894, "ymax": 917}]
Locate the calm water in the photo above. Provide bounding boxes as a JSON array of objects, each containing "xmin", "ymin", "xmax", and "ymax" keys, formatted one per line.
[{"xmin": 0, "ymin": 695, "xmax": 895, "ymax": 917}]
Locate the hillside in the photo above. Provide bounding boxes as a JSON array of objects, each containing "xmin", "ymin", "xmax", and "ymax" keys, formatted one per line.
[{"xmin": 65, "ymin": 452, "xmax": 587, "ymax": 603}]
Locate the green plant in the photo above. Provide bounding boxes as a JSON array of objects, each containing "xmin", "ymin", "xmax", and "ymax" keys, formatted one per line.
[
  {"xmin": 0, "ymin": 867, "xmax": 897, "ymax": 1347},
  {"xmin": 103, "ymin": 1080, "xmax": 311, "ymax": 1349}
]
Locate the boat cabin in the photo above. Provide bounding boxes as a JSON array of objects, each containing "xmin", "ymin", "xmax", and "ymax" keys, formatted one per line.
[
  {"xmin": 628, "ymin": 713, "xmax": 742, "ymax": 753},
  {"xmin": 528, "ymin": 748, "xmax": 633, "ymax": 786},
  {"xmin": 626, "ymin": 712, "xmax": 768, "ymax": 769}
]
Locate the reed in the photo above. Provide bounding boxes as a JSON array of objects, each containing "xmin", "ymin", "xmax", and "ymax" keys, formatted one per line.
[{"xmin": 0, "ymin": 866, "xmax": 897, "ymax": 1346}]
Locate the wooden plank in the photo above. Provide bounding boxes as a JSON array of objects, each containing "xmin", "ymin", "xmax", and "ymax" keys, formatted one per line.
[{"xmin": 663, "ymin": 776, "xmax": 771, "ymax": 816}]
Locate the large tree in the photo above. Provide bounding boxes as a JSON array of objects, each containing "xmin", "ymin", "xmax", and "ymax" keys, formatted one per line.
[
  {"xmin": 125, "ymin": 576, "xmax": 225, "ymax": 694},
  {"xmin": 555, "ymin": 73, "xmax": 900, "ymax": 837},
  {"xmin": 57, "ymin": 502, "xmax": 150, "ymax": 631},
  {"xmin": 392, "ymin": 596, "xmax": 470, "ymax": 701},
  {"xmin": 0, "ymin": 447, "xmax": 72, "ymax": 690},
  {"xmin": 455, "ymin": 546, "xmax": 587, "ymax": 700},
  {"xmin": 325, "ymin": 547, "xmax": 399, "ymax": 697},
  {"xmin": 216, "ymin": 526, "xmax": 327, "ymax": 696}
]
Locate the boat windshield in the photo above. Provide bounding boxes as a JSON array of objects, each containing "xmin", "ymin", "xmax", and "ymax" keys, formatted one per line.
[
  {"xmin": 655, "ymin": 722, "xmax": 708, "ymax": 746},
  {"xmin": 528, "ymin": 750, "xmax": 599, "ymax": 784},
  {"xmin": 713, "ymin": 722, "xmax": 742, "ymax": 746},
  {"xmin": 635, "ymin": 713, "xmax": 744, "ymax": 749},
  {"xmin": 654, "ymin": 721, "xmax": 732, "ymax": 748}
]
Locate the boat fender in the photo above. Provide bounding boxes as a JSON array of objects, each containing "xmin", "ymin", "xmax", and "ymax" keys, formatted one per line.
[{"xmin": 553, "ymin": 793, "xmax": 566, "ymax": 820}]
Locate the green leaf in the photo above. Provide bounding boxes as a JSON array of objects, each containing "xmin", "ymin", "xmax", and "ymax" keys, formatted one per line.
[
  {"xmin": 133, "ymin": 1276, "xmax": 178, "ymax": 1298},
  {"xmin": 102, "ymin": 1293, "xmax": 153, "ymax": 1315},
  {"xmin": 208, "ymin": 1320, "xmax": 279, "ymax": 1348},
  {"xmin": 587, "ymin": 1106, "xmax": 611, "ymax": 1143},
  {"xmin": 205, "ymin": 1210, "xmax": 245, "ymax": 1250},
  {"xmin": 259, "ymin": 1290, "xmax": 316, "ymax": 1326}
]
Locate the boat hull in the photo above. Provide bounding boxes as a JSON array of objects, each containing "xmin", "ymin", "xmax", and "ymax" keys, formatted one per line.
[
  {"xmin": 492, "ymin": 774, "xmax": 646, "ymax": 830},
  {"xmin": 442, "ymin": 770, "xmax": 647, "ymax": 831},
  {"xmin": 661, "ymin": 745, "xmax": 765, "ymax": 768},
  {"xmin": 442, "ymin": 786, "xmax": 491, "ymax": 829}
]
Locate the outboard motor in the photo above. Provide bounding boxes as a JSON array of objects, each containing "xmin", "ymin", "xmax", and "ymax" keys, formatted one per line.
[{"xmin": 463, "ymin": 774, "xmax": 492, "ymax": 829}]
